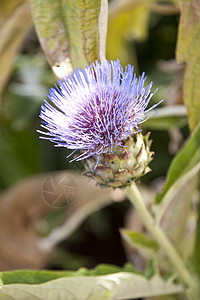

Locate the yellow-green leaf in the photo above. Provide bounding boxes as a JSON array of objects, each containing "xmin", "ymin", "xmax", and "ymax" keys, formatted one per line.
[
  {"xmin": 176, "ymin": 0, "xmax": 200, "ymax": 131},
  {"xmin": 62, "ymin": 0, "xmax": 101, "ymax": 66},
  {"xmin": 156, "ymin": 122, "xmax": 200, "ymax": 203},
  {"xmin": 30, "ymin": 0, "xmax": 105, "ymax": 79},
  {"xmin": 121, "ymin": 229, "xmax": 159, "ymax": 254}
]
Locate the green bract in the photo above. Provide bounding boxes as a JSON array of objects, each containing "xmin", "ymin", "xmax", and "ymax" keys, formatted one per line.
[{"xmin": 85, "ymin": 132, "xmax": 154, "ymax": 187}]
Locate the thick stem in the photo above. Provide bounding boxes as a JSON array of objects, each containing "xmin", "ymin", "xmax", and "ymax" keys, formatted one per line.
[{"xmin": 124, "ymin": 182, "xmax": 197, "ymax": 300}]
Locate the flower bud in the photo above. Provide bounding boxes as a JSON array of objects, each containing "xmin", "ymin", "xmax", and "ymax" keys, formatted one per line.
[{"xmin": 85, "ymin": 132, "xmax": 153, "ymax": 187}]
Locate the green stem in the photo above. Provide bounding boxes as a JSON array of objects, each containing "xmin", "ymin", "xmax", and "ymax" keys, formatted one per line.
[{"xmin": 124, "ymin": 182, "xmax": 197, "ymax": 300}]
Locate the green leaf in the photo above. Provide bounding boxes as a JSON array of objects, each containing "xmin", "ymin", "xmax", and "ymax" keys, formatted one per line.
[
  {"xmin": 30, "ymin": 0, "xmax": 105, "ymax": 78},
  {"xmin": 0, "ymin": 270, "xmax": 74, "ymax": 286},
  {"xmin": 176, "ymin": 0, "xmax": 200, "ymax": 131},
  {"xmin": 156, "ymin": 122, "xmax": 200, "ymax": 203},
  {"xmin": 143, "ymin": 105, "xmax": 187, "ymax": 130},
  {"xmin": 120, "ymin": 230, "xmax": 162, "ymax": 274},
  {"xmin": 0, "ymin": 271, "xmax": 184, "ymax": 300},
  {"xmin": 121, "ymin": 229, "xmax": 159, "ymax": 253},
  {"xmin": 62, "ymin": 0, "xmax": 101, "ymax": 65},
  {"xmin": 0, "ymin": 264, "xmax": 136, "ymax": 286},
  {"xmin": 154, "ymin": 163, "xmax": 200, "ymax": 262}
]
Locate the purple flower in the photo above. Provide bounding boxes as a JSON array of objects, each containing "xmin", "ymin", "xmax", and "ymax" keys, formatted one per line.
[{"xmin": 38, "ymin": 60, "xmax": 160, "ymax": 163}]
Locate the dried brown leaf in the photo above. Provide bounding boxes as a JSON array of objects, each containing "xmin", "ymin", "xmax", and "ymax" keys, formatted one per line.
[
  {"xmin": 0, "ymin": 1, "xmax": 32, "ymax": 96},
  {"xmin": 0, "ymin": 171, "xmax": 123, "ymax": 270}
]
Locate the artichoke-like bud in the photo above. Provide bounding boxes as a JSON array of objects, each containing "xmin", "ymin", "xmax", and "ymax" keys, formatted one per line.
[{"xmin": 85, "ymin": 133, "xmax": 154, "ymax": 188}]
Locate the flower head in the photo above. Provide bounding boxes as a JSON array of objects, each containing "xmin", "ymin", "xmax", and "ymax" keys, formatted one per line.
[{"xmin": 39, "ymin": 60, "xmax": 160, "ymax": 164}]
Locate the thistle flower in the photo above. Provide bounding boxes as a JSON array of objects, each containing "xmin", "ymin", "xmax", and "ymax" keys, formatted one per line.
[{"xmin": 39, "ymin": 60, "xmax": 161, "ymax": 186}]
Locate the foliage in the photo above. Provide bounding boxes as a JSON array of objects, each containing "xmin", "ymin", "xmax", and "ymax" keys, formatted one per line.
[
  {"xmin": 156, "ymin": 123, "xmax": 200, "ymax": 203},
  {"xmin": 0, "ymin": 266, "xmax": 184, "ymax": 300},
  {"xmin": 176, "ymin": 0, "xmax": 200, "ymax": 131}
]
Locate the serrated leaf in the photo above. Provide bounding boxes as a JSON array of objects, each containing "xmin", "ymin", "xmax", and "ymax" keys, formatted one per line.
[
  {"xmin": 156, "ymin": 122, "xmax": 200, "ymax": 203},
  {"xmin": 176, "ymin": 0, "xmax": 200, "ymax": 130},
  {"xmin": 0, "ymin": 272, "xmax": 184, "ymax": 300},
  {"xmin": 30, "ymin": 0, "xmax": 106, "ymax": 78}
]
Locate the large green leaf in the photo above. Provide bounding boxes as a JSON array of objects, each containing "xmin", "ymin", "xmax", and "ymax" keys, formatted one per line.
[
  {"xmin": 30, "ymin": 0, "xmax": 106, "ymax": 78},
  {"xmin": 62, "ymin": 0, "xmax": 101, "ymax": 65},
  {"xmin": 0, "ymin": 264, "xmax": 135, "ymax": 285},
  {"xmin": 0, "ymin": 264, "xmax": 138, "ymax": 285},
  {"xmin": 176, "ymin": 0, "xmax": 200, "ymax": 131},
  {"xmin": 156, "ymin": 122, "xmax": 200, "ymax": 203},
  {"xmin": 0, "ymin": 270, "xmax": 184, "ymax": 300}
]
